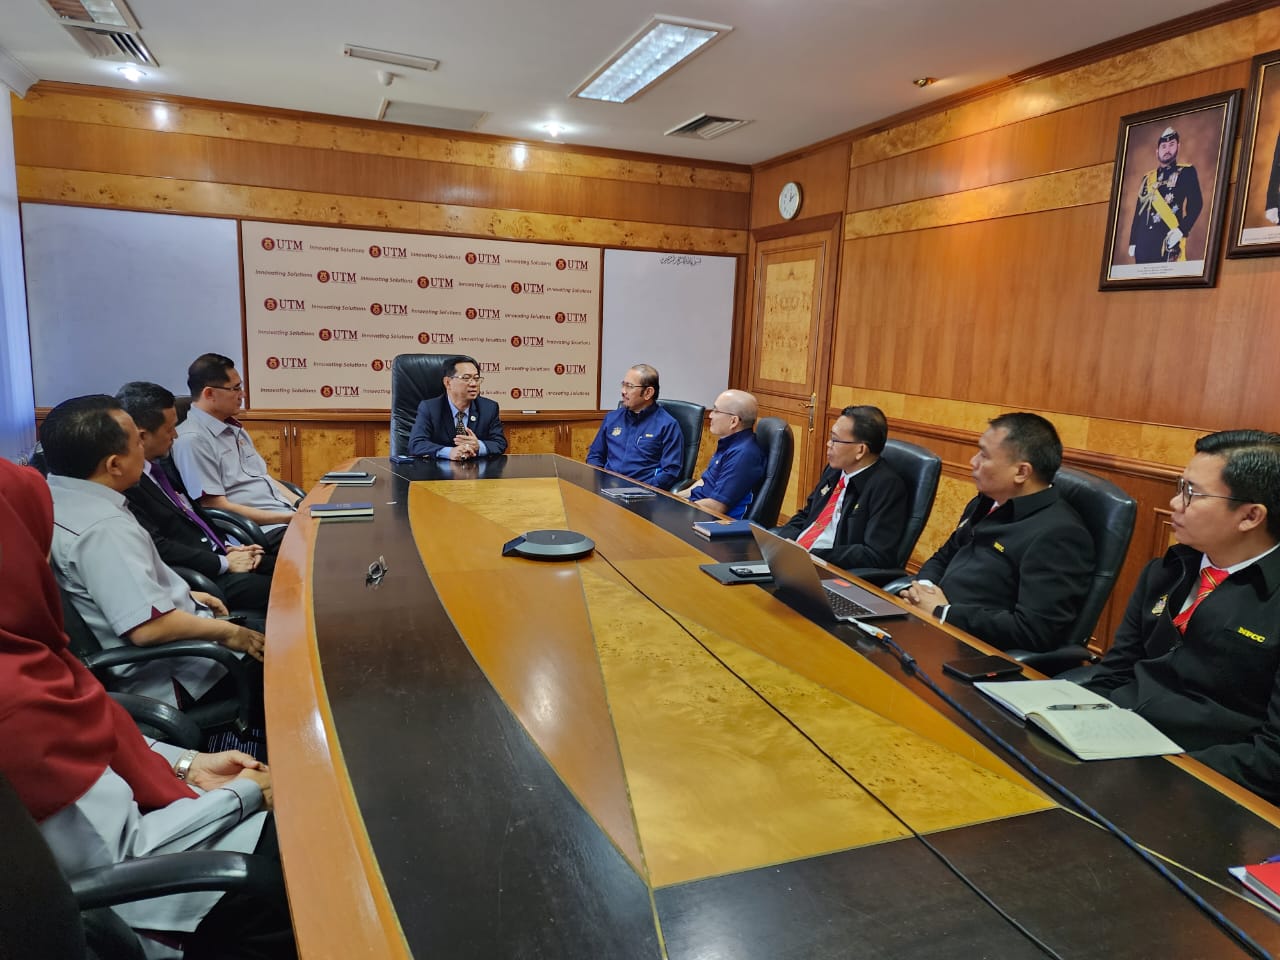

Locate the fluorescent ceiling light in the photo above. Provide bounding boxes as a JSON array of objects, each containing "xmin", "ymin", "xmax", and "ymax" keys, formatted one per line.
[
  {"xmin": 117, "ymin": 63, "xmax": 145, "ymax": 82},
  {"xmin": 343, "ymin": 44, "xmax": 439, "ymax": 73},
  {"xmin": 573, "ymin": 15, "xmax": 731, "ymax": 104}
]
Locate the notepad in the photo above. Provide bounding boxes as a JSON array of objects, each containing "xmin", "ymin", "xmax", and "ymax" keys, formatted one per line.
[
  {"xmin": 692, "ymin": 519, "xmax": 755, "ymax": 540},
  {"xmin": 310, "ymin": 501, "xmax": 374, "ymax": 519},
  {"xmin": 1229, "ymin": 860, "xmax": 1280, "ymax": 912},
  {"xmin": 321, "ymin": 473, "xmax": 375, "ymax": 486},
  {"xmin": 975, "ymin": 679, "xmax": 1183, "ymax": 761}
]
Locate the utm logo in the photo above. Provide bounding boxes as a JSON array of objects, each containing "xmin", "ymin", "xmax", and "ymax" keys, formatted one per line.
[
  {"xmin": 266, "ymin": 357, "xmax": 280, "ymax": 370},
  {"xmin": 465, "ymin": 252, "xmax": 477, "ymax": 264},
  {"xmin": 466, "ymin": 252, "xmax": 500, "ymax": 265},
  {"xmin": 277, "ymin": 357, "xmax": 307, "ymax": 369},
  {"xmin": 320, "ymin": 385, "xmax": 334, "ymax": 398},
  {"xmin": 510, "ymin": 335, "xmax": 522, "ymax": 347},
  {"xmin": 554, "ymin": 363, "xmax": 587, "ymax": 375},
  {"xmin": 370, "ymin": 303, "xmax": 382, "ymax": 316},
  {"xmin": 317, "ymin": 270, "xmax": 330, "ymax": 283},
  {"xmin": 511, "ymin": 335, "xmax": 544, "ymax": 348},
  {"xmin": 423, "ymin": 332, "xmax": 454, "ymax": 344},
  {"xmin": 371, "ymin": 359, "xmax": 385, "ymax": 372},
  {"xmin": 466, "ymin": 307, "xmax": 477, "ymax": 319},
  {"xmin": 510, "ymin": 282, "xmax": 523, "ymax": 294},
  {"xmin": 330, "ymin": 329, "xmax": 359, "ymax": 340},
  {"xmin": 376, "ymin": 245, "xmax": 407, "ymax": 258},
  {"xmin": 322, "ymin": 270, "xmax": 357, "ymax": 284},
  {"xmin": 261, "ymin": 238, "xmax": 275, "ymax": 251},
  {"xmin": 323, "ymin": 385, "xmax": 360, "ymax": 398},
  {"xmin": 264, "ymin": 297, "xmax": 278, "ymax": 311},
  {"xmin": 510, "ymin": 387, "xmax": 543, "ymax": 400},
  {"xmin": 556, "ymin": 311, "xmax": 588, "ymax": 324},
  {"xmin": 318, "ymin": 329, "xmax": 332, "ymax": 341},
  {"xmin": 417, "ymin": 332, "xmax": 431, "ymax": 344},
  {"xmin": 416, "ymin": 277, "xmax": 454, "ymax": 289},
  {"xmin": 372, "ymin": 303, "xmax": 408, "ymax": 316},
  {"xmin": 468, "ymin": 307, "xmax": 500, "ymax": 320},
  {"xmin": 512, "ymin": 281, "xmax": 544, "ymax": 294},
  {"xmin": 478, "ymin": 361, "xmax": 501, "ymax": 373},
  {"xmin": 369, "ymin": 245, "xmax": 382, "ymax": 258},
  {"xmin": 262, "ymin": 237, "xmax": 302, "ymax": 251},
  {"xmin": 557, "ymin": 257, "xmax": 589, "ymax": 271}
]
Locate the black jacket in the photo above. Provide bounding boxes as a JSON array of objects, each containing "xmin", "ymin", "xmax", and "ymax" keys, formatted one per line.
[
  {"xmin": 916, "ymin": 486, "xmax": 1093, "ymax": 652},
  {"xmin": 1079, "ymin": 544, "xmax": 1280, "ymax": 803},
  {"xmin": 124, "ymin": 467, "xmax": 228, "ymax": 579},
  {"xmin": 775, "ymin": 459, "xmax": 908, "ymax": 570}
]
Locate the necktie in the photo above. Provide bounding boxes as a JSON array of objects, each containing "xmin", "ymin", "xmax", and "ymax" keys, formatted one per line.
[
  {"xmin": 455, "ymin": 409, "xmax": 467, "ymax": 435},
  {"xmin": 1172, "ymin": 565, "xmax": 1228, "ymax": 634},
  {"xmin": 149, "ymin": 468, "xmax": 226, "ymax": 552},
  {"xmin": 798, "ymin": 475, "xmax": 846, "ymax": 550}
]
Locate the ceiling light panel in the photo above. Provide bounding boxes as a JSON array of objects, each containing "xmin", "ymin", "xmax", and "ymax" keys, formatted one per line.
[
  {"xmin": 573, "ymin": 16, "xmax": 731, "ymax": 104},
  {"xmin": 43, "ymin": 0, "xmax": 139, "ymax": 31}
]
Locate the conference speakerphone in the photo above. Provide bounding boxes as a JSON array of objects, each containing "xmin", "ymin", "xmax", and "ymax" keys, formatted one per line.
[{"xmin": 501, "ymin": 529, "xmax": 595, "ymax": 561}]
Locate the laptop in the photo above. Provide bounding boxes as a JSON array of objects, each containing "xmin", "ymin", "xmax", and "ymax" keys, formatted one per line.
[{"xmin": 749, "ymin": 525, "xmax": 904, "ymax": 622}]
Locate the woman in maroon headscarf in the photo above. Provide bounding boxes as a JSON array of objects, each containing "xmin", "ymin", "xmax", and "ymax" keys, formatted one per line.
[{"xmin": 0, "ymin": 458, "xmax": 293, "ymax": 959}]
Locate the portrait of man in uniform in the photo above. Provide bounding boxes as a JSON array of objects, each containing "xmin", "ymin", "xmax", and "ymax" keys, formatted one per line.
[
  {"xmin": 1100, "ymin": 91, "xmax": 1240, "ymax": 289},
  {"xmin": 1128, "ymin": 127, "xmax": 1203, "ymax": 264}
]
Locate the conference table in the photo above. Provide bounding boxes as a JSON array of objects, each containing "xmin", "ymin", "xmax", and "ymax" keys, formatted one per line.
[{"xmin": 266, "ymin": 454, "xmax": 1280, "ymax": 959}]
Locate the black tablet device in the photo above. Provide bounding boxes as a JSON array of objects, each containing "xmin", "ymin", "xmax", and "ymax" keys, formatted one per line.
[{"xmin": 941, "ymin": 655, "xmax": 1023, "ymax": 682}]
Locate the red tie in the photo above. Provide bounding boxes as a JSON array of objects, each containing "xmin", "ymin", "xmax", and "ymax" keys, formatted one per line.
[
  {"xmin": 1172, "ymin": 565, "xmax": 1228, "ymax": 633},
  {"xmin": 798, "ymin": 475, "xmax": 846, "ymax": 550}
]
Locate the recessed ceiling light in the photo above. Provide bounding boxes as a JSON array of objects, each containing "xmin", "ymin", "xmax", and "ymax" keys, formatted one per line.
[
  {"xmin": 342, "ymin": 44, "xmax": 439, "ymax": 72},
  {"xmin": 540, "ymin": 122, "xmax": 566, "ymax": 138},
  {"xmin": 573, "ymin": 15, "xmax": 732, "ymax": 104},
  {"xmin": 117, "ymin": 64, "xmax": 145, "ymax": 82}
]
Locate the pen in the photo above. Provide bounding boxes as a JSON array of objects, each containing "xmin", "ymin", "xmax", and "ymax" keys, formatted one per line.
[
  {"xmin": 853, "ymin": 620, "xmax": 893, "ymax": 642},
  {"xmin": 1045, "ymin": 703, "xmax": 1113, "ymax": 711}
]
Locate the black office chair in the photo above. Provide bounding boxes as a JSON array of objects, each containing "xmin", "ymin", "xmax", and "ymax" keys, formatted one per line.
[
  {"xmin": 1005, "ymin": 466, "xmax": 1137, "ymax": 674},
  {"xmin": 847, "ymin": 439, "xmax": 942, "ymax": 583},
  {"xmin": 59, "ymin": 586, "xmax": 257, "ymax": 740},
  {"xmin": 743, "ymin": 417, "xmax": 794, "ymax": 528},
  {"xmin": 0, "ymin": 769, "xmax": 283, "ymax": 960},
  {"xmin": 656, "ymin": 398, "xmax": 706, "ymax": 489},
  {"xmin": 390, "ymin": 353, "xmax": 454, "ymax": 457}
]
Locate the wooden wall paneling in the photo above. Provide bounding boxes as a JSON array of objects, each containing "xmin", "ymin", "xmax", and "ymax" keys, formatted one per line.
[
  {"xmin": 847, "ymin": 63, "xmax": 1248, "ymax": 213},
  {"xmin": 751, "ymin": 141, "xmax": 852, "ymax": 229},
  {"xmin": 371, "ymin": 425, "xmax": 391, "ymax": 458},
  {"xmin": 14, "ymin": 85, "xmax": 752, "ymax": 194},
  {"xmin": 12, "ymin": 117, "xmax": 749, "ymax": 230},
  {"xmin": 505, "ymin": 423, "xmax": 560, "ymax": 455}
]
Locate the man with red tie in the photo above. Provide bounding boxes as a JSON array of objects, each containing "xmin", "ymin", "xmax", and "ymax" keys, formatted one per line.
[
  {"xmin": 1072, "ymin": 430, "xmax": 1280, "ymax": 802},
  {"xmin": 116, "ymin": 382, "xmax": 273, "ymax": 616},
  {"xmin": 774, "ymin": 405, "xmax": 907, "ymax": 570}
]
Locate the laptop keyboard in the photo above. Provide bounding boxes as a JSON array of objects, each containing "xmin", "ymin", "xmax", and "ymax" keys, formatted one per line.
[{"xmin": 823, "ymin": 585, "xmax": 875, "ymax": 619}]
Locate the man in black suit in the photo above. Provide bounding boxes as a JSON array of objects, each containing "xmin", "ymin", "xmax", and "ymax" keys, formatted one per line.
[
  {"xmin": 774, "ymin": 405, "xmax": 908, "ymax": 570},
  {"xmin": 116, "ymin": 381, "xmax": 272, "ymax": 614},
  {"xmin": 407, "ymin": 355, "xmax": 507, "ymax": 460}
]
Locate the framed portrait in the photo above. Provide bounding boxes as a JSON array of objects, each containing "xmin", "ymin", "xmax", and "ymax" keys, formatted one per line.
[
  {"xmin": 1099, "ymin": 90, "xmax": 1240, "ymax": 290},
  {"xmin": 1228, "ymin": 50, "xmax": 1280, "ymax": 257}
]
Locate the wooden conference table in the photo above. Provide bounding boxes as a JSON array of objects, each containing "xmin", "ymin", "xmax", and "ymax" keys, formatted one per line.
[{"xmin": 267, "ymin": 454, "xmax": 1280, "ymax": 959}]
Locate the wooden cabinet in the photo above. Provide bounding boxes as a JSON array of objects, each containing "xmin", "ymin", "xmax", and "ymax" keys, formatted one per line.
[{"xmin": 241, "ymin": 418, "xmax": 363, "ymax": 490}]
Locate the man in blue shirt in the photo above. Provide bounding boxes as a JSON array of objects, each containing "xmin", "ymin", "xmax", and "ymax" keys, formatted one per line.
[
  {"xmin": 682, "ymin": 389, "xmax": 765, "ymax": 519},
  {"xmin": 586, "ymin": 364, "xmax": 683, "ymax": 490}
]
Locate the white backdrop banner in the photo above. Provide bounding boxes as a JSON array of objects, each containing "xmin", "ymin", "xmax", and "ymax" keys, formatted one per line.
[{"xmin": 241, "ymin": 222, "xmax": 600, "ymax": 410}]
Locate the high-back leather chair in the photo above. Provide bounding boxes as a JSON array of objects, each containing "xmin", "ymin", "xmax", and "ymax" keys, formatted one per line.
[
  {"xmin": 853, "ymin": 439, "xmax": 943, "ymax": 582},
  {"xmin": 655, "ymin": 398, "xmax": 706, "ymax": 489},
  {"xmin": 390, "ymin": 354, "xmax": 454, "ymax": 457},
  {"xmin": 743, "ymin": 417, "xmax": 793, "ymax": 528},
  {"xmin": 1008, "ymin": 466, "xmax": 1136, "ymax": 673}
]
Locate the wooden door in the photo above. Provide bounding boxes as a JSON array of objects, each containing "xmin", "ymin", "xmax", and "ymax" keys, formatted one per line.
[{"xmin": 744, "ymin": 219, "xmax": 843, "ymax": 517}]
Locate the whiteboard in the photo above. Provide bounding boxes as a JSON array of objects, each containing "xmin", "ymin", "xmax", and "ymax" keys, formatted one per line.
[
  {"xmin": 23, "ymin": 204, "xmax": 242, "ymax": 405},
  {"xmin": 600, "ymin": 250, "xmax": 736, "ymax": 409}
]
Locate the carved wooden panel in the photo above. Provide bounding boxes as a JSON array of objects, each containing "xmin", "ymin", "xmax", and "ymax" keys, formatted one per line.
[{"xmin": 756, "ymin": 255, "xmax": 818, "ymax": 387}]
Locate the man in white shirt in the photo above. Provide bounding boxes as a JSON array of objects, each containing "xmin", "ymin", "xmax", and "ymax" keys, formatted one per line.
[{"xmin": 171, "ymin": 353, "xmax": 297, "ymax": 548}]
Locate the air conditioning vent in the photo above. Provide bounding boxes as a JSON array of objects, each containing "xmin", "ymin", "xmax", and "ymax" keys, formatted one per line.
[
  {"xmin": 60, "ymin": 24, "xmax": 157, "ymax": 65},
  {"xmin": 377, "ymin": 99, "xmax": 487, "ymax": 132},
  {"xmin": 665, "ymin": 113, "xmax": 750, "ymax": 140}
]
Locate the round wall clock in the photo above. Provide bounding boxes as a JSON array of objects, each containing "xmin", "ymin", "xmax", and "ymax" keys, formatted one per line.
[{"xmin": 778, "ymin": 181, "xmax": 802, "ymax": 220}]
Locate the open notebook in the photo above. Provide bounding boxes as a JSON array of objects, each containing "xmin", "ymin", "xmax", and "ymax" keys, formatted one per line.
[{"xmin": 975, "ymin": 679, "xmax": 1183, "ymax": 761}]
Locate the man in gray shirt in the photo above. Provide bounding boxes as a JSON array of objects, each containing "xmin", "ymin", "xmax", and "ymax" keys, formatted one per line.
[
  {"xmin": 171, "ymin": 353, "xmax": 297, "ymax": 548},
  {"xmin": 42, "ymin": 395, "xmax": 265, "ymax": 707}
]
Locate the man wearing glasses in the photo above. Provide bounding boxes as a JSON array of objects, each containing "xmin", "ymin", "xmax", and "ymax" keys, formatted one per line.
[
  {"xmin": 1069, "ymin": 430, "xmax": 1280, "ymax": 802},
  {"xmin": 774, "ymin": 405, "xmax": 908, "ymax": 570},
  {"xmin": 899, "ymin": 412, "xmax": 1093, "ymax": 652},
  {"xmin": 172, "ymin": 353, "xmax": 298, "ymax": 547},
  {"xmin": 586, "ymin": 363, "xmax": 683, "ymax": 490},
  {"xmin": 680, "ymin": 389, "xmax": 765, "ymax": 519},
  {"xmin": 407, "ymin": 355, "xmax": 507, "ymax": 460}
]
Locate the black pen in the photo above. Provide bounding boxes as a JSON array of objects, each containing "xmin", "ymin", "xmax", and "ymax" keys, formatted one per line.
[{"xmin": 1045, "ymin": 703, "xmax": 1112, "ymax": 711}]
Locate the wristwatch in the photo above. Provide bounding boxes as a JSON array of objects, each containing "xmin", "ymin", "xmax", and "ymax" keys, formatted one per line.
[{"xmin": 174, "ymin": 749, "xmax": 199, "ymax": 781}]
